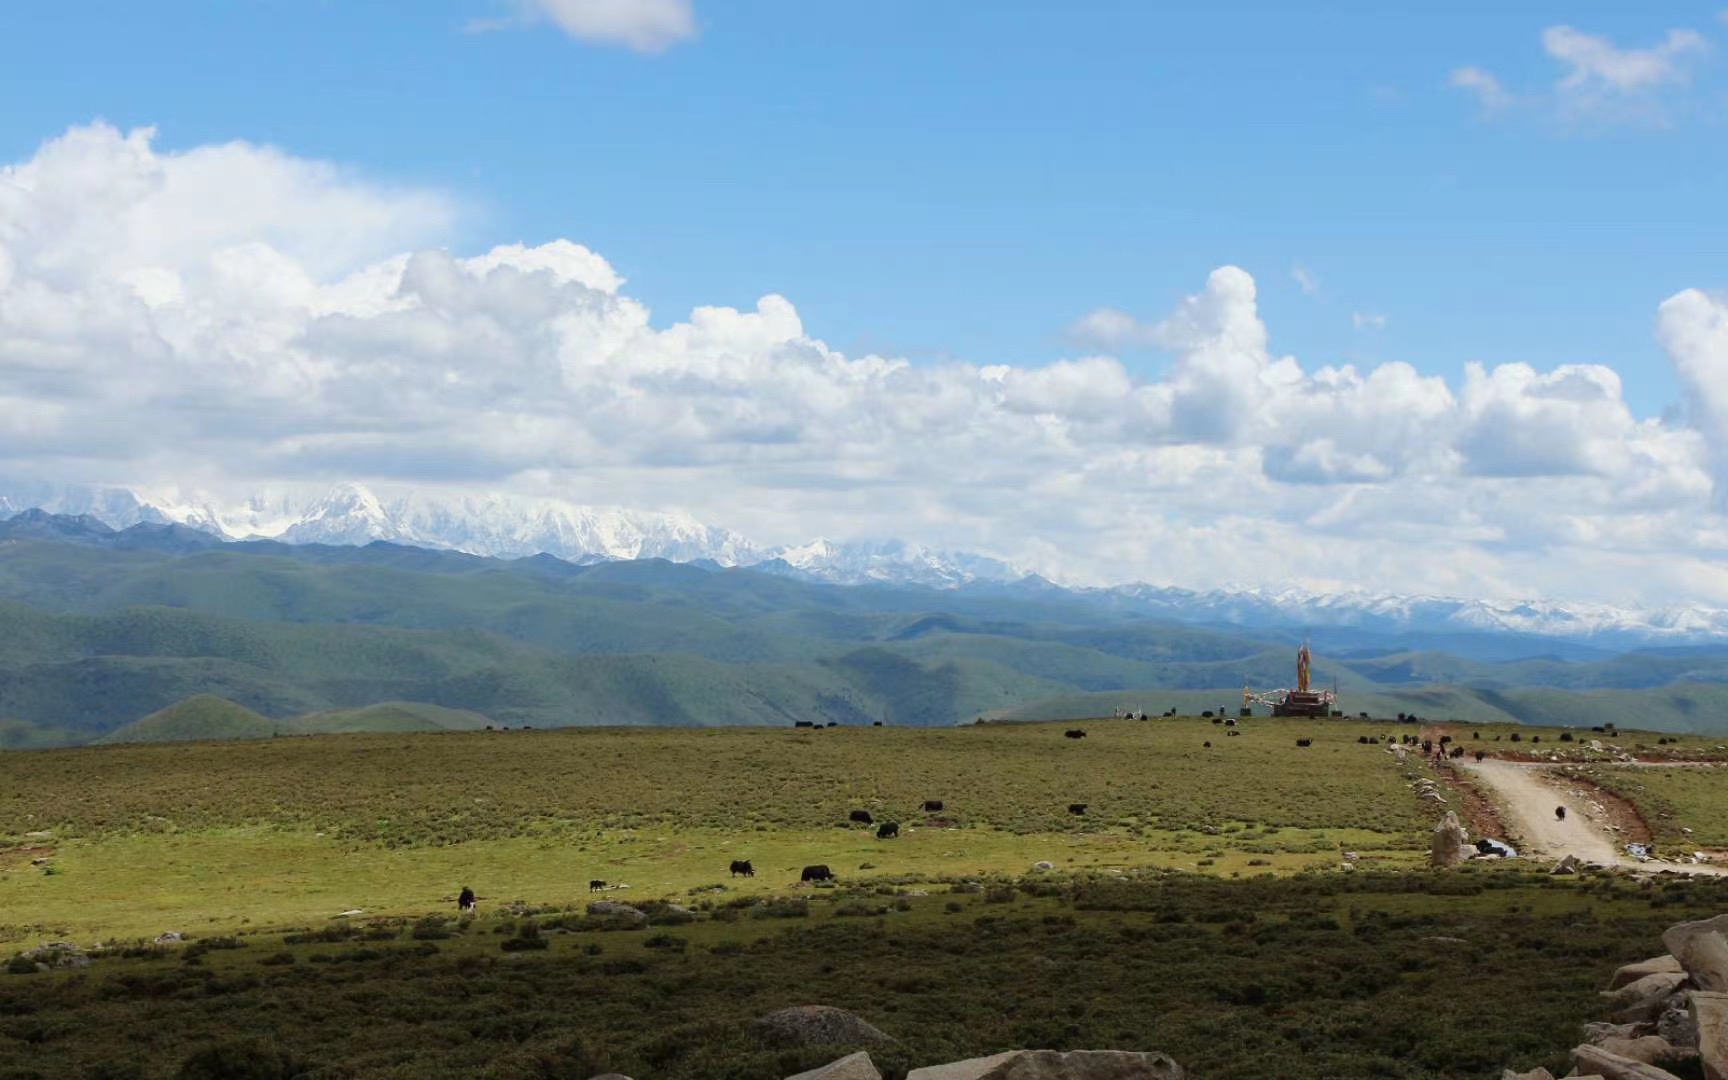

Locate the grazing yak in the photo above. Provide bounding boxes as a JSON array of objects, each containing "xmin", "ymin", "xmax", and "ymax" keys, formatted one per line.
[
  {"xmin": 801, "ymin": 864, "xmax": 835, "ymax": 883},
  {"xmin": 794, "ymin": 720, "xmax": 814, "ymax": 728},
  {"xmin": 457, "ymin": 886, "xmax": 475, "ymax": 913},
  {"xmin": 588, "ymin": 879, "xmax": 606, "ymax": 892},
  {"xmin": 1295, "ymin": 738, "xmax": 1312, "ymax": 748},
  {"xmin": 729, "ymin": 860, "xmax": 754, "ymax": 877},
  {"xmin": 849, "ymin": 809, "xmax": 874, "ymax": 825},
  {"xmin": 1068, "ymin": 803, "xmax": 1087, "ymax": 815},
  {"xmin": 1064, "ymin": 729, "xmax": 1087, "ymax": 739},
  {"xmin": 876, "ymin": 822, "xmax": 899, "ymax": 839},
  {"xmin": 922, "ymin": 799, "xmax": 944, "ymax": 812}
]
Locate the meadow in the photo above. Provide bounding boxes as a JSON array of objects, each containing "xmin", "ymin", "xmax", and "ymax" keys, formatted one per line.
[
  {"xmin": 1570, "ymin": 761, "xmax": 1728, "ymax": 848},
  {"xmin": 1, "ymin": 717, "xmax": 1429, "ymax": 942}
]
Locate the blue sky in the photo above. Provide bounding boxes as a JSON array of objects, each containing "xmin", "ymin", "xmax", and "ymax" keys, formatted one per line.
[
  {"xmin": 4, "ymin": 1, "xmax": 1728, "ymax": 604},
  {"xmin": 6, "ymin": 1, "xmax": 1721, "ymax": 412}
]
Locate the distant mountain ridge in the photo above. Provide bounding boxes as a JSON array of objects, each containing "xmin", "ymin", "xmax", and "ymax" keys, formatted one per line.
[{"xmin": 4, "ymin": 482, "xmax": 1727, "ymax": 645}]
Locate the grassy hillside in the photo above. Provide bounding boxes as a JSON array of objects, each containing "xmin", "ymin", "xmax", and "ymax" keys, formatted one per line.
[
  {"xmin": 95, "ymin": 694, "xmax": 277, "ymax": 743},
  {"xmin": 5, "ymin": 536, "xmax": 1728, "ymax": 745},
  {"xmin": 290, "ymin": 701, "xmax": 495, "ymax": 734}
]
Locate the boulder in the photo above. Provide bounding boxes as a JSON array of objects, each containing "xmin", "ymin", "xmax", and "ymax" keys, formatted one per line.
[
  {"xmin": 1602, "ymin": 973, "xmax": 1689, "ymax": 1022},
  {"xmin": 1609, "ymin": 956, "xmax": 1684, "ymax": 991},
  {"xmin": 1570, "ymin": 1044, "xmax": 1687, "ymax": 1080},
  {"xmin": 1553, "ymin": 855, "xmax": 1583, "ymax": 875},
  {"xmin": 1500, "ymin": 1069, "xmax": 1556, "ymax": 1080},
  {"xmin": 753, "ymin": 1007, "xmax": 895, "ymax": 1049},
  {"xmin": 153, "ymin": 931, "xmax": 183, "ymax": 945},
  {"xmin": 1594, "ymin": 1036, "xmax": 1691, "ymax": 1066},
  {"xmin": 1664, "ymin": 916, "xmax": 1728, "ymax": 993},
  {"xmin": 1693, "ymin": 990, "xmax": 1728, "ymax": 1080},
  {"xmin": 785, "ymin": 1051, "xmax": 882, "ymax": 1080},
  {"xmin": 1031, "ymin": 861, "xmax": 1055, "ymax": 872},
  {"xmin": 1430, "ymin": 811, "xmax": 1469, "ymax": 868},
  {"xmin": 906, "ymin": 1050, "xmax": 1184, "ymax": 1080}
]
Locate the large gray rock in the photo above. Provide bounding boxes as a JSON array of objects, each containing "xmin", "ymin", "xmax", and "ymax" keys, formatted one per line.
[
  {"xmin": 1500, "ymin": 1069, "xmax": 1555, "ymax": 1080},
  {"xmin": 1694, "ymin": 990, "xmax": 1728, "ymax": 1080},
  {"xmin": 753, "ymin": 1007, "xmax": 895, "ymax": 1049},
  {"xmin": 905, "ymin": 1050, "xmax": 1185, "ymax": 1080},
  {"xmin": 1570, "ymin": 1043, "xmax": 1687, "ymax": 1080},
  {"xmin": 1609, "ymin": 956, "xmax": 1685, "ymax": 991},
  {"xmin": 1430, "ymin": 811, "xmax": 1469, "ymax": 868},
  {"xmin": 785, "ymin": 1051, "xmax": 882, "ymax": 1080},
  {"xmin": 1664, "ymin": 916, "xmax": 1728, "ymax": 993},
  {"xmin": 1603, "ymin": 972, "xmax": 1690, "ymax": 1022}
]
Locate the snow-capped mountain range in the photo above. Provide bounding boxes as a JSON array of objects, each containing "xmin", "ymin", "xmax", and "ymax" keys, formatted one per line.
[{"xmin": 4, "ymin": 480, "xmax": 1727, "ymax": 645}]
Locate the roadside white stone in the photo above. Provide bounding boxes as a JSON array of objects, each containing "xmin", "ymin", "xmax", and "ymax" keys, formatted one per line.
[{"xmin": 1430, "ymin": 811, "xmax": 1469, "ymax": 868}]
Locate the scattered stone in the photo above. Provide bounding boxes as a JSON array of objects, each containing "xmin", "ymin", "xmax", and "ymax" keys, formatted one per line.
[
  {"xmin": 335, "ymin": 909, "xmax": 365, "ymax": 918},
  {"xmin": 1500, "ymin": 1069, "xmax": 1556, "ymax": 1080},
  {"xmin": 1658, "ymin": 1000, "xmax": 1698, "ymax": 1051},
  {"xmin": 1430, "ymin": 810, "xmax": 1469, "ymax": 868},
  {"xmin": 1693, "ymin": 991, "xmax": 1728, "ymax": 1080},
  {"xmin": 1608, "ymin": 956, "xmax": 1685, "ymax": 991},
  {"xmin": 905, "ymin": 1050, "xmax": 1185, "ymax": 1080},
  {"xmin": 20, "ymin": 942, "xmax": 87, "ymax": 970},
  {"xmin": 1031, "ymin": 861, "xmax": 1054, "ymax": 872},
  {"xmin": 587, "ymin": 902, "xmax": 646, "ymax": 922},
  {"xmin": 785, "ymin": 1051, "xmax": 883, "ymax": 1080},
  {"xmin": 1584, "ymin": 1023, "xmax": 1644, "ymax": 1046},
  {"xmin": 586, "ymin": 1074, "xmax": 635, "ymax": 1080},
  {"xmin": 753, "ymin": 1006, "xmax": 895, "ymax": 1049},
  {"xmin": 1663, "ymin": 915, "xmax": 1728, "ymax": 993},
  {"xmin": 153, "ymin": 932, "xmax": 183, "ymax": 945},
  {"xmin": 1553, "ymin": 854, "xmax": 1583, "ymax": 875}
]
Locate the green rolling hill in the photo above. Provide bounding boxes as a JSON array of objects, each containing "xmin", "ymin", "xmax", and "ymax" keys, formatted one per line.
[{"xmin": 2, "ymin": 532, "xmax": 1728, "ymax": 746}]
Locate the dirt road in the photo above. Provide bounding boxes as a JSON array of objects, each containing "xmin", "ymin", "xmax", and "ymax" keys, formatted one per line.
[{"xmin": 1455, "ymin": 758, "xmax": 1726, "ymax": 875}]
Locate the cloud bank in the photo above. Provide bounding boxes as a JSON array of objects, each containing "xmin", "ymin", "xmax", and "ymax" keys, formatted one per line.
[{"xmin": 2, "ymin": 123, "xmax": 1726, "ymax": 604}]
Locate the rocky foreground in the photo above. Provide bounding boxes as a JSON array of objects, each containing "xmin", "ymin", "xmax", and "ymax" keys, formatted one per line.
[{"xmin": 1503, "ymin": 912, "xmax": 1728, "ymax": 1079}]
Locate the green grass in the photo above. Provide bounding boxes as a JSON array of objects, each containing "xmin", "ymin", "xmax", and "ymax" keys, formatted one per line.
[
  {"xmin": 1572, "ymin": 762, "xmax": 1728, "ymax": 848},
  {"xmin": 0, "ymin": 717, "xmax": 1433, "ymax": 942}
]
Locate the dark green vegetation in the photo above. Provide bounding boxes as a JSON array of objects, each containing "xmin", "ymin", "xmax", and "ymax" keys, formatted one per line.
[
  {"xmin": 6, "ymin": 870, "xmax": 1728, "ymax": 1080},
  {"xmin": 6, "ymin": 527, "xmax": 1728, "ymax": 745}
]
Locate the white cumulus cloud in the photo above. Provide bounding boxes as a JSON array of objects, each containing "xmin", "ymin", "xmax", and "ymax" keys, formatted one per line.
[
  {"xmin": 0, "ymin": 122, "xmax": 1724, "ymax": 605},
  {"xmin": 1450, "ymin": 66, "xmax": 1513, "ymax": 113}
]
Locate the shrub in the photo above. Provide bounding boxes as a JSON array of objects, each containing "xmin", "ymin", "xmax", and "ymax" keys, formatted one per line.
[
  {"xmin": 410, "ymin": 915, "xmax": 452, "ymax": 940},
  {"xmin": 174, "ymin": 1038, "xmax": 312, "ymax": 1080},
  {"xmin": 644, "ymin": 933, "xmax": 688, "ymax": 952}
]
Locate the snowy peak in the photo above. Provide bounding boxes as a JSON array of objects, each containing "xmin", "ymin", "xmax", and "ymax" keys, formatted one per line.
[{"xmin": 6, "ymin": 480, "xmax": 1728, "ymax": 643}]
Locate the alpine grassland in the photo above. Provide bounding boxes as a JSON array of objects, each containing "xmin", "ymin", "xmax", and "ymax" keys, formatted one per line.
[
  {"xmin": 2, "ymin": 717, "xmax": 1430, "ymax": 941},
  {"xmin": 6, "ymin": 716, "xmax": 1728, "ymax": 1078},
  {"xmin": 1570, "ymin": 761, "xmax": 1728, "ymax": 847}
]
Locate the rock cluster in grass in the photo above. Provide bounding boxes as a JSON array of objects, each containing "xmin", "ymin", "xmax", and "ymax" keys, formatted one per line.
[{"xmin": 1501, "ymin": 912, "xmax": 1728, "ymax": 1080}]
